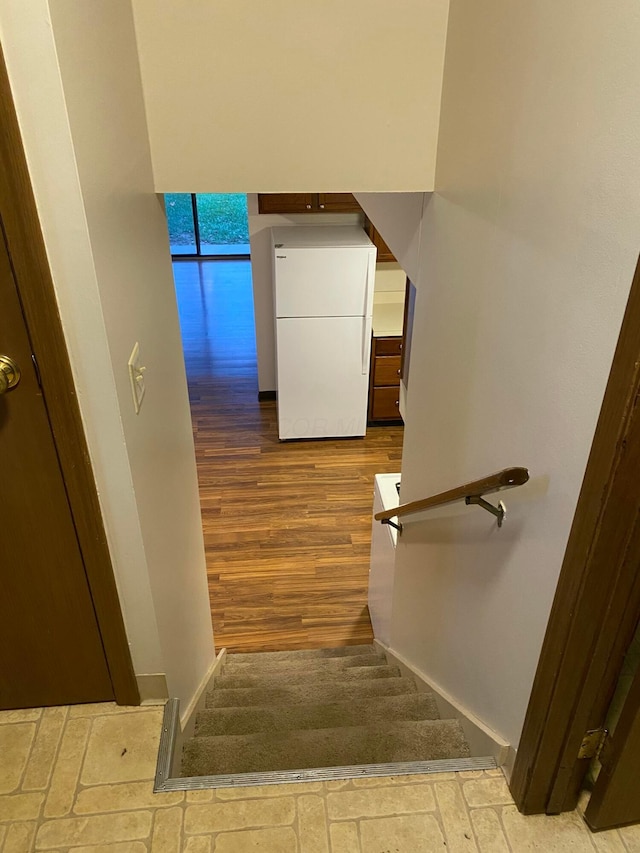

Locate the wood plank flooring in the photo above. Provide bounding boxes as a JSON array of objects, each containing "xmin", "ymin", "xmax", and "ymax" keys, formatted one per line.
[{"xmin": 174, "ymin": 260, "xmax": 404, "ymax": 653}]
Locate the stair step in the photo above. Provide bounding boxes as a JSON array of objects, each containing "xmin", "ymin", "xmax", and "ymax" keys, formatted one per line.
[
  {"xmin": 194, "ymin": 693, "xmax": 441, "ymax": 738},
  {"xmin": 206, "ymin": 676, "xmax": 418, "ymax": 709},
  {"xmin": 226, "ymin": 644, "xmax": 377, "ymax": 665},
  {"xmin": 223, "ymin": 652, "xmax": 388, "ymax": 675},
  {"xmin": 215, "ymin": 664, "xmax": 401, "ymax": 690},
  {"xmin": 182, "ymin": 719, "xmax": 470, "ymax": 776}
]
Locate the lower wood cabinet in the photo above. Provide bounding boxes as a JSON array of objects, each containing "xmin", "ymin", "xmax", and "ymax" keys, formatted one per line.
[{"xmin": 368, "ymin": 336, "xmax": 403, "ymax": 423}]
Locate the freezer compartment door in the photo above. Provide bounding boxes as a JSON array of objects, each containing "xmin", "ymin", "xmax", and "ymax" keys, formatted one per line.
[
  {"xmin": 276, "ymin": 316, "xmax": 371, "ymax": 440},
  {"xmin": 274, "ymin": 247, "xmax": 376, "ymax": 319}
]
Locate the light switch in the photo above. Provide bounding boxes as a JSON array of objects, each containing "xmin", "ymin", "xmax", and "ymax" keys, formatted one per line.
[{"xmin": 127, "ymin": 342, "xmax": 146, "ymax": 414}]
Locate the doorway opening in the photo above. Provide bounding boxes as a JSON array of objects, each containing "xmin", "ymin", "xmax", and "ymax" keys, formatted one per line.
[
  {"xmin": 165, "ymin": 193, "xmax": 406, "ymax": 655},
  {"xmin": 164, "ymin": 192, "xmax": 250, "ymax": 258}
]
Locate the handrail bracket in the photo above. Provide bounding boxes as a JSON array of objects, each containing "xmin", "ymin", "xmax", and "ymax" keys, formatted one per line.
[
  {"xmin": 382, "ymin": 518, "xmax": 403, "ymax": 534},
  {"xmin": 465, "ymin": 496, "xmax": 506, "ymax": 527}
]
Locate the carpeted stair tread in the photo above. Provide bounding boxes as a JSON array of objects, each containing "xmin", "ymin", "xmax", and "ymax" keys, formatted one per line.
[
  {"xmin": 194, "ymin": 693, "xmax": 441, "ymax": 737},
  {"xmin": 223, "ymin": 652, "xmax": 387, "ymax": 675},
  {"xmin": 181, "ymin": 719, "xmax": 470, "ymax": 776},
  {"xmin": 214, "ymin": 664, "xmax": 401, "ymax": 690},
  {"xmin": 206, "ymin": 676, "xmax": 418, "ymax": 708},
  {"xmin": 227, "ymin": 644, "xmax": 376, "ymax": 664}
]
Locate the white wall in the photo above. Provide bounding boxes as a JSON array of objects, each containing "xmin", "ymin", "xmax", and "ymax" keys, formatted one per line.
[
  {"xmin": 390, "ymin": 0, "xmax": 640, "ymax": 747},
  {"xmin": 0, "ymin": 0, "xmax": 215, "ymax": 707},
  {"xmin": 131, "ymin": 0, "xmax": 449, "ymax": 193}
]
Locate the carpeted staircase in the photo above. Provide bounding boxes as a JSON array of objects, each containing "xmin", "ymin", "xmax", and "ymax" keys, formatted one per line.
[{"xmin": 181, "ymin": 644, "xmax": 470, "ymax": 778}]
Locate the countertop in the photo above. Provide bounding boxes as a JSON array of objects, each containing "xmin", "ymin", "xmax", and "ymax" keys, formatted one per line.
[{"xmin": 372, "ymin": 300, "xmax": 404, "ymax": 338}]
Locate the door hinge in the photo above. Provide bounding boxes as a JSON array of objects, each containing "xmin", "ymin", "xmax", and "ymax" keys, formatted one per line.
[{"xmin": 578, "ymin": 728, "xmax": 609, "ymax": 760}]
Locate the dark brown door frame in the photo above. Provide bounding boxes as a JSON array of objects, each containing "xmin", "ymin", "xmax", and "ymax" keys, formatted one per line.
[
  {"xmin": 0, "ymin": 46, "xmax": 139, "ymax": 706},
  {"xmin": 511, "ymin": 255, "xmax": 640, "ymax": 815}
]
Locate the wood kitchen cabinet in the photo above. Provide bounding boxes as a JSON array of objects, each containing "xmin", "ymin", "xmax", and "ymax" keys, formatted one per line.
[
  {"xmin": 368, "ymin": 336, "xmax": 403, "ymax": 423},
  {"xmin": 364, "ymin": 217, "xmax": 397, "ymax": 263},
  {"xmin": 257, "ymin": 193, "xmax": 361, "ymax": 214}
]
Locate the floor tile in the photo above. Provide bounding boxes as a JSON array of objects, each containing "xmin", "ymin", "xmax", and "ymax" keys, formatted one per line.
[
  {"xmin": 80, "ymin": 711, "xmax": 162, "ymax": 785},
  {"xmin": 470, "ymin": 807, "xmax": 510, "ymax": 852},
  {"xmin": 22, "ymin": 707, "xmax": 67, "ymax": 791},
  {"xmin": 352, "ymin": 771, "xmax": 458, "ymax": 787},
  {"xmin": 186, "ymin": 790, "xmax": 214, "ymax": 803},
  {"xmin": 214, "ymin": 827, "xmax": 298, "ymax": 852},
  {"xmin": 185, "ymin": 798, "xmax": 296, "ymax": 834},
  {"xmin": 184, "ymin": 837, "xmax": 212, "ymax": 853},
  {"xmin": 72, "ymin": 844, "xmax": 149, "ymax": 853},
  {"xmin": 0, "ymin": 709, "xmax": 41, "ymax": 725},
  {"xmin": 298, "ymin": 794, "xmax": 329, "ymax": 853},
  {"xmin": 463, "ymin": 777, "xmax": 514, "ymax": 807},
  {"xmin": 0, "ymin": 792, "xmax": 44, "ymax": 821},
  {"xmin": 73, "ymin": 781, "xmax": 183, "ymax": 814},
  {"xmin": 69, "ymin": 703, "xmax": 154, "ymax": 717},
  {"xmin": 359, "ymin": 814, "xmax": 446, "ymax": 853},
  {"xmin": 0, "ymin": 722, "xmax": 36, "ymax": 794},
  {"xmin": 591, "ymin": 828, "xmax": 628, "ymax": 852},
  {"xmin": 216, "ymin": 781, "xmax": 322, "ymax": 800},
  {"xmin": 3, "ymin": 821, "xmax": 37, "ymax": 853},
  {"xmin": 619, "ymin": 822, "xmax": 640, "ymax": 852},
  {"xmin": 329, "ymin": 822, "xmax": 361, "ymax": 852},
  {"xmin": 44, "ymin": 717, "xmax": 91, "ymax": 818},
  {"xmin": 502, "ymin": 804, "xmax": 598, "ymax": 851},
  {"xmin": 434, "ymin": 780, "xmax": 478, "ymax": 852},
  {"xmin": 150, "ymin": 805, "xmax": 183, "ymax": 853},
  {"xmin": 35, "ymin": 810, "xmax": 153, "ymax": 849},
  {"xmin": 327, "ymin": 784, "xmax": 436, "ymax": 820}
]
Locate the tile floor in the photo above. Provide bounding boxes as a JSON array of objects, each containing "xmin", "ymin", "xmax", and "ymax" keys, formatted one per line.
[{"xmin": 0, "ymin": 702, "xmax": 637, "ymax": 852}]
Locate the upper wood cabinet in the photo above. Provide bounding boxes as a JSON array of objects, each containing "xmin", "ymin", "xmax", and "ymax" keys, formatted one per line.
[
  {"xmin": 316, "ymin": 193, "xmax": 361, "ymax": 212},
  {"xmin": 364, "ymin": 216, "xmax": 397, "ymax": 263},
  {"xmin": 257, "ymin": 193, "xmax": 361, "ymax": 214}
]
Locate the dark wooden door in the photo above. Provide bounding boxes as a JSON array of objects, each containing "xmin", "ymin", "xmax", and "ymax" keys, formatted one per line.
[
  {"xmin": 0, "ymin": 223, "xmax": 114, "ymax": 709},
  {"xmin": 584, "ymin": 654, "xmax": 640, "ymax": 830}
]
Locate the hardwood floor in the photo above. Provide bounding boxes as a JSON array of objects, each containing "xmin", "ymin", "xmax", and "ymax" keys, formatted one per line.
[{"xmin": 174, "ymin": 259, "xmax": 404, "ymax": 653}]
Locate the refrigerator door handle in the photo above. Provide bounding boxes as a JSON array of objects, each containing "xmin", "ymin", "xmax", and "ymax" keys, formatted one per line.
[{"xmin": 362, "ymin": 315, "xmax": 373, "ymax": 375}]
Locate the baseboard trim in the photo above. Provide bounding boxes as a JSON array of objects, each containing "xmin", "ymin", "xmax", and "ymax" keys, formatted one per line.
[
  {"xmin": 501, "ymin": 745, "xmax": 518, "ymax": 783},
  {"xmin": 153, "ymin": 648, "xmax": 226, "ymax": 784},
  {"xmin": 136, "ymin": 673, "xmax": 169, "ymax": 704},
  {"xmin": 374, "ymin": 639, "xmax": 511, "ymax": 766},
  {"xmin": 180, "ymin": 648, "xmax": 227, "ymax": 736}
]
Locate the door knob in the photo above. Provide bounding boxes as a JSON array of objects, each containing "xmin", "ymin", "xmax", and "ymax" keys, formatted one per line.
[{"xmin": 0, "ymin": 356, "xmax": 20, "ymax": 394}]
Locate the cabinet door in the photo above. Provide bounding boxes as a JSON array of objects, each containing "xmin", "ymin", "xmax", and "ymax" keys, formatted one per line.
[
  {"xmin": 371, "ymin": 387, "xmax": 401, "ymax": 420},
  {"xmin": 258, "ymin": 194, "xmax": 315, "ymax": 214},
  {"xmin": 316, "ymin": 193, "xmax": 361, "ymax": 212}
]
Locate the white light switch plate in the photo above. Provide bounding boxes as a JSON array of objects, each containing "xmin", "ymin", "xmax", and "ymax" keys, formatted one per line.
[{"xmin": 127, "ymin": 341, "xmax": 146, "ymax": 414}]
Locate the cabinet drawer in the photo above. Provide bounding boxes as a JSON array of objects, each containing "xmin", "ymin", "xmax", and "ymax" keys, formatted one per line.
[
  {"xmin": 374, "ymin": 337, "xmax": 402, "ymax": 356},
  {"xmin": 373, "ymin": 355, "xmax": 402, "ymax": 386},
  {"xmin": 371, "ymin": 387, "xmax": 401, "ymax": 420}
]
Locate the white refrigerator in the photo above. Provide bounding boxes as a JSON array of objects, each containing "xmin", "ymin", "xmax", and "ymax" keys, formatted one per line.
[{"xmin": 272, "ymin": 226, "xmax": 377, "ymax": 440}]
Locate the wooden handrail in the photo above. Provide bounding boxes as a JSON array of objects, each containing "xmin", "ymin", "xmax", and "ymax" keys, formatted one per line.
[{"xmin": 375, "ymin": 467, "xmax": 529, "ymax": 524}]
